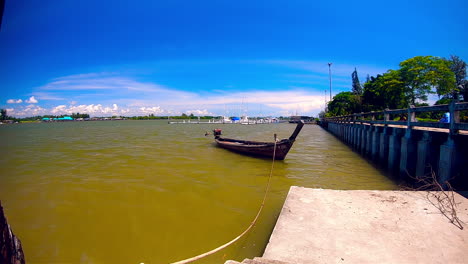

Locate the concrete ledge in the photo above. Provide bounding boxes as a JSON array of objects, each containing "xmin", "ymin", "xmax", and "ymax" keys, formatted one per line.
[{"xmin": 263, "ymin": 186, "xmax": 468, "ymax": 264}]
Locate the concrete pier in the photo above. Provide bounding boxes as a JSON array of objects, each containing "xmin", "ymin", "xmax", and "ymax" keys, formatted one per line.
[
  {"xmin": 320, "ymin": 102, "xmax": 468, "ymax": 188},
  {"xmin": 260, "ymin": 186, "xmax": 468, "ymax": 264},
  {"xmin": 322, "ymin": 120, "xmax": 467, "ymax": 189}
]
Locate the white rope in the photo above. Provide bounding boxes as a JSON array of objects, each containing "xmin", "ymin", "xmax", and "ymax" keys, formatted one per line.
[{"xmin": 169, "ymin": 139, "xmax": 278, "ymax": 264}]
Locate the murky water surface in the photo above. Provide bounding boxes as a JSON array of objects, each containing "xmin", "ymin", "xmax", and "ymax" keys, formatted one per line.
[{"xmin": 0, "ymin": 121, "xmax": 397, "ymax": 263}]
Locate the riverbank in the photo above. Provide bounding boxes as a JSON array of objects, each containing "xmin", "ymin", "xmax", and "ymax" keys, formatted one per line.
[{"xmin": 227, "ymin": 186, "xmax": 468, "ymax": 264}]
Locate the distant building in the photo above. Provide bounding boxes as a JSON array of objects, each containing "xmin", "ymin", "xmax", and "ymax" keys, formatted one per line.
[
  {"xmin": 56, "ymin": 116, "xmax": 73, "ymax": 121},
  {"xmin": 42, "ymin": 116, "xmax": 74, "ymax": 122}
]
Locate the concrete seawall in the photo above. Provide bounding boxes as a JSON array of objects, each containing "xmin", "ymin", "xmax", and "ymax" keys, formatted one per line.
[
  {"xmin": 263, "ymin": 187, "xmax": 468, "ymax": 263},
  {"xmin": 320, "ymin": 122, "xmax": 468, "ymax": 189},
  {"xmin": 226, "ymin": 187, "xmax": 468, "ymax": 264}
]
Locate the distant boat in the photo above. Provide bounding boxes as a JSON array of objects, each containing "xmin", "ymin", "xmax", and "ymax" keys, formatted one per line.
[
  {"xmin": 212, "ymin": 121, "xmax": 304, "ymax": 160},
  {"xmin": 222, "ymin": 116, "xmax": 233, "ymax": 123},
  {"xmin": 239, "ymin": 115, "xmax": 251, "ymax": 125}
]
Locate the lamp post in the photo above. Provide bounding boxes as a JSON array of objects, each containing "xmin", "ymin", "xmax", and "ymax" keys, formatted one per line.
[
  {"xmin": 324, "ymin": 89, "xmax": 327, "ymax": 112},
  {"xmin": 328, "ymin": 62, "xmax": 332, "ymax": 101}
]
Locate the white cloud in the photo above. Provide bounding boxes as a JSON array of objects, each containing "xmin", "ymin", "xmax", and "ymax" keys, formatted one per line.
[
  {"xmin": 50, "ymin": 104, "xmax": 123, "ymax": 116},
  {"xmin": 6, "ymin": 90, "xmax": 326, "ymax": 117},
  {"xmin": 26, "ymin": 96, "xmax": 38, "ymax": 103},
  {"xmin": 9, "ymin": 105, "xmax": 48, "ymax": 117},
  {"xmin": 10, "ymin": 67, "xmax": 338, "ymax": 117},
  {"xmin": 139, "ymin": 106, "xmax": 164, "ymax": 115},
  {"xmin": 7, "ymin": 99, "xmax": 23, "ymax": 104},
  {"xmin": 185, "ymin": 109, "xmax": 214, "ymax": 116}
]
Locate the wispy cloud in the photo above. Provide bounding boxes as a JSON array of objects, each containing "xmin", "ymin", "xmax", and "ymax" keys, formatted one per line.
[
  {"xmin": 35, "ymin": 72, "xmax": 197, "ymax": 103},
  {"xmin": 42, "ymin": 76, "xmax": 167, "ymax": 93},
  {"xmin": 31, "ymin": 92, "xmax": 66, "ymax": 101}
]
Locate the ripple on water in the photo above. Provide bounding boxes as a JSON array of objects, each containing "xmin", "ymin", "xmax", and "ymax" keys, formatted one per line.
[{"xmin": 0, "ymin": 121, "xmax": 397, "ymax": 263}]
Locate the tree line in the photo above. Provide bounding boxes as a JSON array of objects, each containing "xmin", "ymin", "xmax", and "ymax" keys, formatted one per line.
[
  {"xmin": 0, "ymin": 109, "xmax": 8, "ymax": 121},
  {"xmin": 324, "ymin": 55, "xmax": 467, "ymax": 120}
]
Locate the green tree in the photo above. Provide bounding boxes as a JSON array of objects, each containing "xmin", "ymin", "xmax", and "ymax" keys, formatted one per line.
[
  {"xmin": 399, "ymin": 56, "xmax": 455, "ymax": 103},
  {"xmin": 446, "ymin": 55, "xmax": 467, "ymax": 101},
  {"xmin": 435, "ymin": 97, "xmax": 451, "ymax": 105},
  {"xmin": 362, "ymin": 70, "xmax": 406, "ymax": 111},
  {"xmin": 327, "ymin": 92, "xmax": 361, "ymax": 116},
  {"xmin": 351, "ymin": 68, "xmax": 363, "ymax": 95},
  {"xmin": 318, "ymin": 110, "xmax": 326, "ymax": 118},
  {"xmin": 0, "ymin": 109, "xmax": 7, "ymax": 120}
]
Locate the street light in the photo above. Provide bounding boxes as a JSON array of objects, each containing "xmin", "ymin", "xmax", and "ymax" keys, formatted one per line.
[
  {"xmin": 328, "ymin": 62, "xmax": 332, "ymax": 101},
  {"xmin": 324, "ymin": 89, "xmax": 327, "ymax": 112}
]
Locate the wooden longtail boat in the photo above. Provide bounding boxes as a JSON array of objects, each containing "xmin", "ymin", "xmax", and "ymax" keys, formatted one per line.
[{"xmin": 213, "ymin": 121, "xmax": 304, "ymax": 160}]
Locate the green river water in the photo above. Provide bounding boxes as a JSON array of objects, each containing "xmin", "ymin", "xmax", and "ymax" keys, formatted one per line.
[{"xmin": 0, "ymin": 120, "xmax": 397, "ymax": 263}]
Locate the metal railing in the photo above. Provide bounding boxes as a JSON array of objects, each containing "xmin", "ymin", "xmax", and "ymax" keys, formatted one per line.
[{"xmin": 322, "ymin": 101, "xmax": 468, "ymax": 135}]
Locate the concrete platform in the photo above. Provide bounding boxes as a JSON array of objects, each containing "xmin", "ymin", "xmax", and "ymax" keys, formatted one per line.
[{"xmin": 262, "ymin": 186, "xmax": 468, "ymax": 264}]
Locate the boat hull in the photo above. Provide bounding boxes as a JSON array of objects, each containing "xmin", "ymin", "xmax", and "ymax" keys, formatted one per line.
[
  {"xmin": 213, "ymin": 121, "xmax": 304, "ymax": 160},
  {"xmin": 214, "ymin": 138, "xmax": 294, "ymax": 160}
]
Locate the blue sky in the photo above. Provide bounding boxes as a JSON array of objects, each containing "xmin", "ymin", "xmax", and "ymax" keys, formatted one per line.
[{"xmin": 1, "ymin": 0, "xmax": 467, "ymax": 117}]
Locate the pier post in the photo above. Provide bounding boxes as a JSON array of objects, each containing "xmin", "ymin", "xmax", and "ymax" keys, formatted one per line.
[
  {"xmin": 349, "ymin": 125, "xmax": 352, "ymax": 143},
  {"xmin": 388, "ymin": 128, "xmax": 403, "ymax": 174},
  {"xmin": 438, "ymin": 136, "xmax": 457, "ymax": 186},
  {"xmin": 371, "ymin": 126, "xmax": 381, "ymax": 161},
  {"xmin": 366, "ymin": 125, "xmax": 373, "ymax": 157},
  {"xmin": 356, "ymin": 125, "xmax": 361, "ymax": 151},
  {"xmin": 351, "ymin": 115, "xmax": 357, "ymax": 148},
  {"xmin": 437, "ymin": 100, "xmax": 461, "ymax": 185},
  {"xmin": 379, "ymin": 126, "xmax": 390, "ymax": 168},
  {"xmin": 360, "ymin": 125, "xmax": 368, "ymax": 155},
  {"xmin": 400, "ymin": 129, "xmax": 417, "ymax": 178},
  {"xmin": 352, "ymin": 125, "xmax": 357, "ymax": 149},
  {"xmin": 343, "ymin": 123, "xmax": 347, "ymax": 142},
  {"xmin": 345, "ymin": 125, "xmax": 348, "ymax": 141},
  {"xmin": 399, "ymin": 106, "xmax": 417, "ymax": 177},
  {"xmin": 416, "ymin": 132, "xmax": 432, "ymax": 178}
]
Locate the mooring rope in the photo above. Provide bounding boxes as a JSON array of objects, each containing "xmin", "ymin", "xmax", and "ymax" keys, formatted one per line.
[{"xmin": 169, "ymin": 137, "xmax": 278, "ymax": 264}]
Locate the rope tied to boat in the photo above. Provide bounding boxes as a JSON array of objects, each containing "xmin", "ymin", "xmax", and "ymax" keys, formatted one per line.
[{"xmin": 169, "ymin": 136, "xmax": 278, "ymax": 264}]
